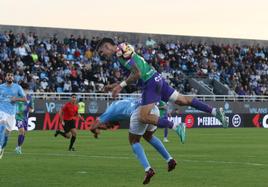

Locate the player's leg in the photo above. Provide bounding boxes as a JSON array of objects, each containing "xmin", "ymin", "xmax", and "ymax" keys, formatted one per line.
[
  {"xmin": 89, "ymin": 120, "xmax": 102, "ymax": 138},
  {"xmin": 0, "ymin": 124, "xmax": 6, "ymax": 148},
  {"xmin": 139, "ymin": 75, "xmax": 169, "ymax": 127},
  {"xmin": 65, "ymin": 132, "xmax": 72, "ymax": 138},
  {"xmin": 139, "ymin": 105, "xmax": 185, "ymax": 143},
  {"xmin": 143, "ymin": 130, "xmax": 177, "ymax": 172},
  {"xmin": 2, "ymin": 129, "xmax": 11, "ymax": 150},
  {"xmin": 55, "ymin": 130, "xmax": 67, "ymax": 137},
  {"xmin": 140, "ymin": 84, "xmax": 186, "ymax": 144},
  {"xmin": 0, "ymin": 112, "xmax": 8, "ymax": 155},
  {"xmin": 0, "ymin": 124, "xmax": 6, "ymax": 159},
  {"xmin": 158, "ymin": 77, "xmax": 227, "ymax": 127},
  {"xmin": 163, "ymin": 127, "xmax": 169, "ymax": 142},
  {"xmin": 139, "ymin": 76, "xmax": 180, "ymax": 129},
  {"xmin": 69, "ymin": 128, "xmax": 77, "ymax": 151},
  {"xmin": 15, "ymin": 120, "xmax": 26, "ymax": 154},
  {"xmin": 55, "ymin": 120, "xmax": 74, "ymax": 150},
  {"xmin": 63, "ymin": 121, "xmax": 72, "ymax": 140},
  {"xmin": 139, "ymin": 104, "xmax": 159, "ymax": 125},
  {"xmin": 15, "ymin": 127, "xmax": 25, "ymax": 154},
  {"xmin": 129, "ymin": 108, "xmax": 155, "ymax": 184},
  {"xmin": 1, "ymin": 114, "xmax": 16, "ymax": 158},
  {"xmin": 90, "ymin": 128, "xmax": 100, "ymax": 139},
  {"xmin": 129, "ymin": 133, "xmax": 151, "ymax": 171},
  {"xmin": 129, "ymin": 132, "xmax": 154, "ymax": 185},
  {"xmin": 168, "ymin": 89, "xmax": 228, "ymax": 128},
  {"xmin": 55, "ymin": 120, "xmax": 69, "ymax": 138}
]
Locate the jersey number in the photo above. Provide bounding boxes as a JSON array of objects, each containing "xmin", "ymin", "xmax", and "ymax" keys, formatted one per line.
[{"xmin": 154, "ymin": 75, "xmax": 162, "ymax": 82}]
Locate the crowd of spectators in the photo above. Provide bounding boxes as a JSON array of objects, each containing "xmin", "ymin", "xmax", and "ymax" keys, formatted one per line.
[{"xmin": 0, "ymin": 30, "xmax": 267, "ymax": 95}]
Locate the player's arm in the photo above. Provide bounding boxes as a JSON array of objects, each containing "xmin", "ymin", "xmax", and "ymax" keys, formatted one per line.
[
  {"xmin": 28, "ymin": 106, "xmax": 34, "ymax": 113},
  {"xmin": 29, "ymin": 97, "xmax": 34, "ymax": 112},
  {"xmin": 125, "ymin": 63, "xmax": 141, "ymax": 85},
  {"xmin": 11, "ymin": 96, "xmax": 27, "ymax": 102},
  {"xmin": 90, "ymin": 119, "xmax": 104, "ymax": 138},
  {"xmin": 158, "ymin": 106, "xmax": 166, "ymax": 110},
  {"xmin": 12, "ymin": 85, "xmax": 27, "ymax": 102},
  {"xmin": 59, "ymin": 107, "xmax": 64, "ymax": 125},
  {"xmin": 105, "ymin": 64, "xmax": 140, "ymax": 92},
  {"xmin": 103, "ymin": 83, "xmax": 118, "ymax": 92},
  {"xmin": 73, "ymin": 104, "xmax": 85, "ymax": 122},
  {"xmin": 158, "ymin": 105, "xmax": 167, "ymax": 110},
  {"xmin": 29, "ymin": 100, "xmax": 34, "ymax": 112},
  {"xmin": 112, "ymin": 64, "xmax": 141, "ymax": 98},
  {"xmin": 91, "ymin": 120, "xmax": 114, "ymax": 131},
  {"xmin": 91, "ymin": 119, "xmax": 103, "ymax": 130},
  {"xmin": 91, "ymin": 112, "xmax": 112, "ymax": 130},
  {"xmin": 119, "ymin": 44, "xmax": 141, "ymax": 85},
  {"xmin": 77, "ymin": 113, "xmax": 86, "ymax": 122}
]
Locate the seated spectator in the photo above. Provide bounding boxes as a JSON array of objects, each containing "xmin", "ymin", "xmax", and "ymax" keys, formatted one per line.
[
  {"xmin": 0, "ymin": 30, "xmax": 267, "ymax": 96},
  {"xmin": 145, "ymin": 37, "xmax": 156, "ymax": 48}
]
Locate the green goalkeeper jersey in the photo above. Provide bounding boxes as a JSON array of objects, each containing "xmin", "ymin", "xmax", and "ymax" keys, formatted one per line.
[
  {"xmin": 16, "ymin": 101, "xmax": 26, "ymax": 121},
  {"xmin": 16, "ymin": 94, "xmax": 33, "ymax": 121},
  {"xmin": 157, "ymin": 101, "xmax": 167, "ymax": 118},
  {"xmin": 117, "ymin": 43, "xmax": 156, "ymax": 82}
]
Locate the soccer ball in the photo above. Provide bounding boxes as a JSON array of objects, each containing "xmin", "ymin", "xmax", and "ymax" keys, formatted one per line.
[{"xmin": 116, "ymin": 43, "xmax": 134, "ymax": 59}]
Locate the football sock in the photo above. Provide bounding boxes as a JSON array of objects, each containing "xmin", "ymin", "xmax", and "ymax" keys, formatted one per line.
[
  {"xmin": 2, "ymin": 134, "xmax": 9, "ymax": 149},
  {"xmin": 69, "ymin": 136, "xmax": 76, "ymax": 150},
  {"xmin": 191, "ymin": 98, "xmax": 213, "ymax": 114},
  {"xmin": 157, "ymin": 117, "xmax": 174, "ymax": 129},
  {"xmin": 18, "ymin": 134, "xmax": 25, "ymax": 146},
  {"xmin": 131, "ymin": 143, "xmax": 151, "ymax": 171},
  {"xmin": 0, "ymin": 125, "xmax": 6, "ymax": 148},
  {"xmin": 164, "ymin": 127, "xmax": 168, "ymax": 138},
  {"xmin": 58, "ymin": 131, "xmax": 67, "ymax": 138},
  {"xmin": 149, "ymin": 136, "xmax": 172, "ymax": 162}
]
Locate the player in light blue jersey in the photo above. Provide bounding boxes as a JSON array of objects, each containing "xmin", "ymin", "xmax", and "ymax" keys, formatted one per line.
[
  {"xmin": 0, "ymin": 70, "xmax": 26, "ymax": 159},
  {"xmin": 91, "ymin": 99, "xmax": 181, "ymax": 185},
  {"xmin": 90, "ymin": 99, "xmax": 141, "ymax": 138},
  {"xmin": 99, "ymin": 99, "xmax": 140, "ymax": 124}
]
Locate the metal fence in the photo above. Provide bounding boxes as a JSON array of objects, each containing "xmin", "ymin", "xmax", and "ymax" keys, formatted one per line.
[{"xmin": 31, "ymin": 92, "xmax": 268, "ymax": 102}]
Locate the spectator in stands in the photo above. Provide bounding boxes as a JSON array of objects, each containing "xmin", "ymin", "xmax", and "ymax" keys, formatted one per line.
[
  {"xmin": 0, "ymin": 30, "xmax": 268, "ymax": 95},
  {"xmin": 145, "ymin": 37, "xmax": 156, "ymax": 48}
]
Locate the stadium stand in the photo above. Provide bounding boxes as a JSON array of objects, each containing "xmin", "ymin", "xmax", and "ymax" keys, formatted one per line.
[{"xmin": 0, "ymin": 27, "xmax": 268, "ymax": 96}]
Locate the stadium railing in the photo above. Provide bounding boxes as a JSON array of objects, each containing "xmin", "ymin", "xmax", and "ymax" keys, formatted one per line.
[{"xmin": 31, "ymin": 93, "xmax": 268, "ymax": 102}]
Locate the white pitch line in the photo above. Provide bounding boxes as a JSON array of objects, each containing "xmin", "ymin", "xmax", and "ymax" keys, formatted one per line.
[
  {"xmin": 5, "ymin": 152, "xmax": 266, "ymax": 167},
  {"xmin": 6, "ymin": 152, "xmax": 131, "ymax": 160},
  {"xmin": 77, "ymin": 171, "xmax": 88, "ymax": 174},
  {"xmin": 180, "ymin": 159, "xmax": 265, "ymax": 166}
]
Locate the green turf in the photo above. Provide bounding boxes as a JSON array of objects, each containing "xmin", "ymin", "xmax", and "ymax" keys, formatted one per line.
[{"xmin": 0, "ymin": 128, "xmax": 268, "ymax": 187}]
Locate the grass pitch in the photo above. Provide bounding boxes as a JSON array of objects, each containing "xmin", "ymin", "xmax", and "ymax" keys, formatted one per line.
[{"xmin": 0, "ymin": 128, "xmax": 267, "ymax": 187}]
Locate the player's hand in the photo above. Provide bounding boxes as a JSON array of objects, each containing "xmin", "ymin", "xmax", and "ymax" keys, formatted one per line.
[
  {"xmin": 90, "ymin": 128, "xmax": 100, "ymax": 139},
  {"xmin": 103, "ymin": 85, "xmax": 112, "ymax": 92},
  {"xmin": 79, "ymin": 116, "xmax": 86, "ymax": 123},
  {"xmin": 10, "ymin": 97, "xmax": 17, "ymax": 103},
  {"xmin": 112, "ymin": 84, "xmax": 122, "ymax": 98},
  {"xmin": 105, "ymin": 123, "xmax": 115, "ymax": 129},
  {"xmin": 103, "ymin": 83, "xmax": 117, "ymax": 92},
  {"xmin": 62, "ymin": 121, "xmax": 65, "ymax": 126}
]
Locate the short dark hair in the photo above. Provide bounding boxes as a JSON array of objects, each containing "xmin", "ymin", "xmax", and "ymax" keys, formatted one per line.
[
  {"xmin": 5, "ymin": 70, "xmax": 14, "ymax": 76},
  {"xmin": 95, "ymin": 38, "xmax": 115, "ymax": 51},
  {"xmin": 71, "ymin": 93, "xmax": 77, "ymax": 97},
  {"xmin": 21, "ymin": 82, "xmax": 29, "ymax": 90}
]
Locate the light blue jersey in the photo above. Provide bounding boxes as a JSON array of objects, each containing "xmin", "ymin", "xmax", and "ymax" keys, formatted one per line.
[
  {"xmin": 99, "ymin": 99, "xmax": 140, "ymax": 123},
  {"xmin": 0, "ymin": 83, "xmax": 25, "ymax": 115}
]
